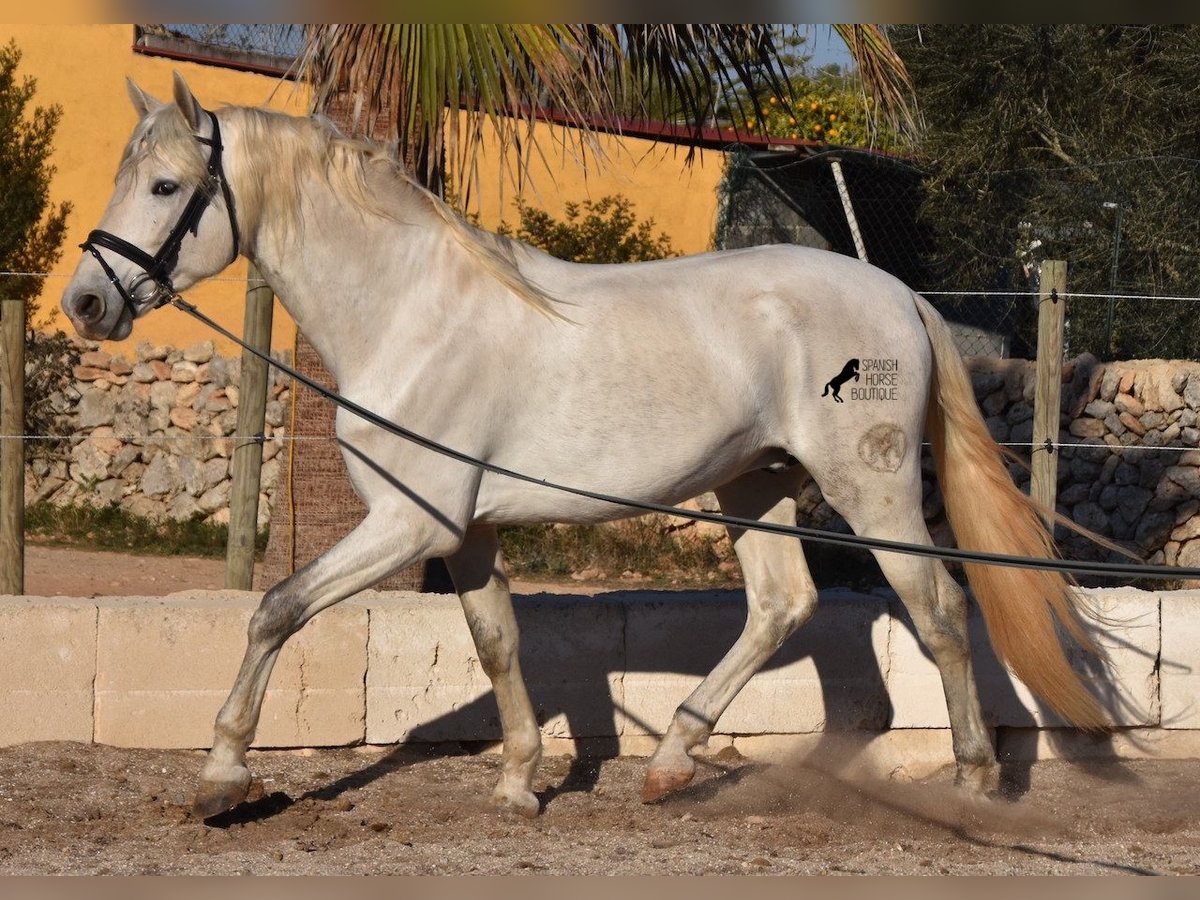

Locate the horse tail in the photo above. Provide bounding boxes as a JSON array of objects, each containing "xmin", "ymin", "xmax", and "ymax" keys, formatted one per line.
[
  {"xmin": 822, "ymin": 382, "xmax": 831, "ymax": 397},
  {"xmin": 912, "ymin": 293, "xmax": 1109, "ymax": 731}
]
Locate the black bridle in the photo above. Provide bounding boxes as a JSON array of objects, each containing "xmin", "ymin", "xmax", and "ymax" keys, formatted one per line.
[{"xmin": 80, "ymin": 108, "xmax": 240, "ymax": 319}]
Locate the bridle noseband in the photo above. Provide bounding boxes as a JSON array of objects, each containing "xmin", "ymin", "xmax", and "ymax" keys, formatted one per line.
[{"xmin": 80, "ymin": 108, "xmax": 240, "ymax": 318}]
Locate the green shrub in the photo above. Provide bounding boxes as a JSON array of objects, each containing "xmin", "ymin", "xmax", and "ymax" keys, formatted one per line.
[{"xmin": 501, "ymin": 194, "xmax": 676, "ymax": 264}]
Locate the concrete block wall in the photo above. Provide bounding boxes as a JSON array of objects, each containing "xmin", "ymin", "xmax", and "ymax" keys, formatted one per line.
[
  {"xmin": 92, "ymin": 592, "xmax": 367, "ymax": 748},
  {"xmin": 1, "ymin": 587, "xmax": 1198, "ymax": 765}
]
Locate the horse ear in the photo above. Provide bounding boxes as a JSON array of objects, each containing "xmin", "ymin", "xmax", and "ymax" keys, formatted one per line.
[
  {"xmin": 126, "ymin": 78, "xmax": 161, "ymax": 119},
  {"xmin": 172, "ymin": 71, "xmax": 205, "ymax": 131}
]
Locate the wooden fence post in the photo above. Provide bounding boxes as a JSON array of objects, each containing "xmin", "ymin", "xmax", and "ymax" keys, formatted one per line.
[
  {"xmin": 0, "ymin": 295, "xmax": 24, "ymax": 595},
  {"xmin": 1031, "ymin": 259, "xmax": 1067, "ymax": 527},
  {"xmin": 225, "ymin": 264, "xmax": 274, "ymax": 590}
]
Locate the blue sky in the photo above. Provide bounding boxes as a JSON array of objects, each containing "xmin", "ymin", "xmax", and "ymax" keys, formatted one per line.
[{"xmin": 805, "ymin": 25, "xmax": 855, "ymax": 71}]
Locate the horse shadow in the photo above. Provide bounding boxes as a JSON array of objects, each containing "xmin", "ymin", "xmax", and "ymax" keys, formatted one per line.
[
  {"xmin": 391, "ymin": 588, "xmax": 896, "ymax": 801},
  {"xmin": 218, "ymin": 585, "xmax": 1145, "ymax": 824}
]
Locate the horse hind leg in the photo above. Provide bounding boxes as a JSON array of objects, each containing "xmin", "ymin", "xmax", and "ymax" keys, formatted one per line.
[
  {"xmin": 819, "ymin": 466, "xmax": 996, "ymax": 794},
  {"xmin": 882, "ymin": 544, "xmax": 995, "ymax": 793},
  {"xmin": 444, "ymin": 525, "xmax": 542, "ymax": 818},
  {"xmin": 643, "ymin": 469, "xmax": 817, "ymax": 802}
]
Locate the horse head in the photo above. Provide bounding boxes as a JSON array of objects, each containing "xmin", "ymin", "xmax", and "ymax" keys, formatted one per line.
[{"xmin": 61, "ymin": 73, "xmax": 239, "ymax": 341}]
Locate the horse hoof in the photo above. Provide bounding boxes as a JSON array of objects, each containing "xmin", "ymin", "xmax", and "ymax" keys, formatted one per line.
[
  {"xmin": 492, "ymin": 789, "xmax": 540, "ymax": 819},
  {"xmin": 641, "ymin": 767, "xmax": 694, "ymax": 804},
  {"xmin": 955, "ymin": 762, "xmax": 997, "ymax": 799},
  {"xmin": 193, "ymin": 770, "xmax": 252, "ymax": 820}
]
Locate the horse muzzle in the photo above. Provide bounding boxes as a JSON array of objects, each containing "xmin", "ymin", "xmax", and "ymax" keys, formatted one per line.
[{"xmin": 62, "ymin": 282, "xmax": 133, "ymax": 341}]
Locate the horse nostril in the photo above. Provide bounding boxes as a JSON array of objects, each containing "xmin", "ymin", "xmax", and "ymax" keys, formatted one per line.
[{"xmin": 72, "ymin": 292, "xmax": 105, "ymax": 325}]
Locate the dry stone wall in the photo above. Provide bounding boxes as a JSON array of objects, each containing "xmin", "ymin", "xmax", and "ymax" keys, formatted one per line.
[
  {"xmin": 24, "ymin": 341, "xmax": 1200, "ymax": 573},
  {"xmin": 25, "ymin": 339, "xmax": 291, "ymax": 528}
]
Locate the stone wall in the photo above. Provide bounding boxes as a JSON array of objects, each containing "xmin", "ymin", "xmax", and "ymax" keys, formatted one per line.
[
  {"xmin": 25, "ymin": 339, "xmax": 291, "ymax": 528},
  {"xmin": 25, "ymin": 342, "xmax": 1200, "ymax": 572}
]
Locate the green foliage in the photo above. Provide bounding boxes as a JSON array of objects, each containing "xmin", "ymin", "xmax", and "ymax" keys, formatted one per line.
[
  {"xmin": 738, "ymin": 87, "xmax": 892, "ymax": 149},
  {"xmin": 0, "ymin": 41, "xmax": 76, "ymax": 460},
  {"xmin": 25, "ymin": 501, "xmax": 269, "ymax": 559},
  {"xmin": 0, "ymin": 40, "xmax": 71, "ymax": 327},
  {"xmin": 713, "ymin": 27, "xmax": 904, "ymax": 151},
  {"xmin": 892, "ymin": 25, "xmax": 1200, "ymax": 360},
  {"xmin": 502, "ymin": 195, "xmax": 677, "ymax": 264},
  {"xmin": 23, "ymin": 330, "xmax": 74, "ymax": 463}
]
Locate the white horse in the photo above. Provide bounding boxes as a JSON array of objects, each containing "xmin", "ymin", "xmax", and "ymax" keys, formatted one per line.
[{"xmin": 62, "ymin": 75, "xmax": 1106, "ymax": 820}]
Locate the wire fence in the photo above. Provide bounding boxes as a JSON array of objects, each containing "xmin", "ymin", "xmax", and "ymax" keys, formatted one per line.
[{"xmin": 7, "ymin": 168, "xmax": 1200, "ymax": 579}]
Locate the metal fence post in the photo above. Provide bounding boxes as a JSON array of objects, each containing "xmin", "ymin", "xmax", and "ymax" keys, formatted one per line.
[
  {"xmin": 0, "ymin": 295, "xmax": 24, "ymax": 595},
  {"xmin": 1031, "ymin": 259, "xmax": 1067, "ymax": 527},
  {"xmin": 225, "ymin": 264, "xmax": 274, "ymax": 590}
]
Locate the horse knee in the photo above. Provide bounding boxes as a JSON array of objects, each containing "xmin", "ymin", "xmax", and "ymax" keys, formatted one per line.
[
  {"xmin": 247, "ymin": 582, "xmax": 306, "ymax": 649},
  {"xmin": 781, "ymin": 587, "xmax": 818, "ymax": 638},
  {"xmin": 782, "ymin": 592, "xmax": 820, "ymax": 643}
]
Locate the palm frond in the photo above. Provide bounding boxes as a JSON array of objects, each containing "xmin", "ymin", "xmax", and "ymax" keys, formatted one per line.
[
  {"xmin": 832, "ymin": 24, "xmax": 919, "ymax": 139},
  {"xmin": 296, "ymin": 24, "xmax": 794, "ymax": 195}
]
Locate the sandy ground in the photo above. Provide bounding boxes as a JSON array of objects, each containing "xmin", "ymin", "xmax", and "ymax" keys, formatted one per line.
[
  {"xmin": 20, "ymin": 544, "xmax": 595, "ymax": 599},
  {"xmin": 7, "ymin": 544, "xmax": 1200, "ymax": 875},
  {"xmin": 0, "ymin": 742, "xmax": 1197, "ymax": 875}
]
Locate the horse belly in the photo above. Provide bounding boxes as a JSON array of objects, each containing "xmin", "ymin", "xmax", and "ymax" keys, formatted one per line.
[{"xmin": 472, "ymin": 425, "xmax": 767, "ymax": 526}]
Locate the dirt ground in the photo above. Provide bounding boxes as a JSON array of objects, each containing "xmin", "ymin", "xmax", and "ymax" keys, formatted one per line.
[
  {"xmin": 8, "ymin": 545, "xmax": 1200, "ymax": 876},
  {"xmin": 20, "ymin": 543, "xmax": 595, "ymax": 599},
  {"xmin": 0, "ymin": 742, "xmax": 1198, "ymax": 875}
]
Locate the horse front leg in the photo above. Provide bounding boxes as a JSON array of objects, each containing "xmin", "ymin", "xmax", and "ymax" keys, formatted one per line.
[
  {"xmin": 444, "ymin": 525, "xmax": 542, "ymax": 818},
  {"xmin": 193, "ymin": 508, "xmax": 459, "ymax": 819}
]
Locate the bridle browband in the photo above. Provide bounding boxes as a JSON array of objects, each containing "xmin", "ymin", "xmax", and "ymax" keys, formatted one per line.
[{"xmin": 80, "ymin": 108, "xmax": 240, "ymax": 318}]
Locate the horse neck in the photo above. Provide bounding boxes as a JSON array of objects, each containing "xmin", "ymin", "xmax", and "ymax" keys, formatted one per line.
[{"xmin": 230, "ymin": 119, "xmax": 465, "ymax": 387}]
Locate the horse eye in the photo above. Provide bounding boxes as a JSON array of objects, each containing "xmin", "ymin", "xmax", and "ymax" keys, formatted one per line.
[{"xmin": 152, "ymin": 181, "xmax": 178, "ymax": 197}]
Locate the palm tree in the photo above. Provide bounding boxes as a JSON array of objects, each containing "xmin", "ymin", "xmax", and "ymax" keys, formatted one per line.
[
  {"xmin": 259, "ymin": 24, "xmax": 914, "ymax": 591},
  {"xmin": 296, "ymin": 25, "xmax": 913, "ymax": 189}
]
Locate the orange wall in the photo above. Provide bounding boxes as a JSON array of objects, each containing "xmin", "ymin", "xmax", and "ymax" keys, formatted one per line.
[
  {"xmin": 461, "ymin": 121, "xmax": 724, "ymax": 257},
  {"xmin": 0, "ymin": 24, "xmax": 306, "ymax": 354},
  {"xmin": 4, "ymin": 25, "xmax": 724, "ymax": 356}
]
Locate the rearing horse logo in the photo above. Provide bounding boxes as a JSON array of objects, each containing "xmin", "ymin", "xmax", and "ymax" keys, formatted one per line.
[{"xmin": 822, "ymin": 358, "xmax": 860, "ymax": 403}]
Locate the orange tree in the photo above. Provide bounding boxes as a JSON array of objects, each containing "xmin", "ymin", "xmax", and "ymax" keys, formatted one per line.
[{"xmin": 738, "ymin": 79, "xmax": 902, "ymax": 150}]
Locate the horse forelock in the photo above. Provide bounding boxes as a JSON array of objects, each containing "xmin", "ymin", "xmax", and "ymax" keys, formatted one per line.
[{"xmin": 118, "ymin": 105, "xmax": 207, "ymax": 187}]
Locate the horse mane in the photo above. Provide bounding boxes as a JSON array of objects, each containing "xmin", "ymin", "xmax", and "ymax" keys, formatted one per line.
[{"xmin": 220, "ymin": 106, "xmax": 560, "ymax": 316}]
